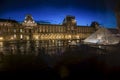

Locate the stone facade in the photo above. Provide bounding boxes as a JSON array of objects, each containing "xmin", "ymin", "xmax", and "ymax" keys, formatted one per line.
[{"xmin": 0, "ymin": 15, "xmax": 98, "ymax": 45}]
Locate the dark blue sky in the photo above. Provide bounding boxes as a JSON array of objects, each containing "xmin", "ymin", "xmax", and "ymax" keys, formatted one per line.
[{"xmin": 0, "ymin": 0, "xmax": 119, "ymax": 28}]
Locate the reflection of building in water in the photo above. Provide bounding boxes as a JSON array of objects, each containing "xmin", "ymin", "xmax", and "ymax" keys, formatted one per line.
[
  {"xmin": 0, "ymin": 14, "xmax": 119, "ymax": 45},
  {"xmin": 0, "ymin": 42, "xmax": 3, "ymax": 52},
  {"xmin": 0, "ymin": 41, "xmax": 67, "ymax": 55}
]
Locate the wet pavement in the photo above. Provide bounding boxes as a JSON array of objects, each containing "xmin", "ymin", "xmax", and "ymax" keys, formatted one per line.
[{"xmin": 0, "ymin": 41, "xmax": 120, "ymax": 79}]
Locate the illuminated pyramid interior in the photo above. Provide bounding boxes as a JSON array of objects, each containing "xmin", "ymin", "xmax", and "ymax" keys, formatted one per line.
[{"xmin": 84, "ymin": 27, "xmax": 119, "ymax": 45}]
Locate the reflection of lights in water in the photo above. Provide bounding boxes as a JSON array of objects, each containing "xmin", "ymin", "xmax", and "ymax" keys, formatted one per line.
[
  {"xmin": 0, "ymin": 42, "xmax": 3, "ymax": 52},
  {"xmin": 10, "ymin": 45, "xmax": 16, "ymax": 54},
  {"xmin": 68, "ymin": 40, "xmax": 71, "ymax": 42},
  {"xmin": 0, "ymin": 39, "xmax": 118, "ymax": 57},
  {"xmin": 26, "ymin": 41, "xmax": 30, "ymax": 50},
  {"xmin": 58, "ymin": 41, "xmax": 62, "ymax": 46},
  {"xmin": 0, "ymin": 41, "xmax": 65, "ymax": 55},
  {"xmin": 20, "ymin": 46, "xmax": 24, "ymax": 53},
  {"xmin": 72, "ymin": 41, "xmax": 76, "ymax": 45},
  {"xmin": 35, "ymin": 41, "xmax": 39, "ymax": 47},
  {"xmin": 98, "ymin": 46, "xmax": 102, "ymax": 48}
]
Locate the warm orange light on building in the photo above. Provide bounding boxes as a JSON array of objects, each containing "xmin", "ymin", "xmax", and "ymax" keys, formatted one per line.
[
  {"xmin": 0, "ymin": 37, "xmax": 3, "ymax": 41},
  {"xmin": 0, "ymin": 15, "xmax": 100, "ymax": 43}
]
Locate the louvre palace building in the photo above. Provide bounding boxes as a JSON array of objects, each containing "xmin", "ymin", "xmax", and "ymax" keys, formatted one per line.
[{"xmin": 0, "ymin": 15, "xmax": 119, "ymax": 46}]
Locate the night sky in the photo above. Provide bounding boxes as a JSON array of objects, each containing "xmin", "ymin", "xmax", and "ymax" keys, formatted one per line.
[{"xmin": 0, "ymin": 0, "xmax": 119, "ymax": 28}]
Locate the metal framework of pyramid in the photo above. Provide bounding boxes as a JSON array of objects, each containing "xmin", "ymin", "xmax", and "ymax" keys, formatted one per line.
[{"xmin": 84, "ymin": 27, "xmax": 119, "ymax": 45}]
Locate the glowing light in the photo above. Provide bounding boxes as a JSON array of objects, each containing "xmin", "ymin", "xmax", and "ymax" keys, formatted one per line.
[
  {"xmin": 20, "ymin": 35, "xmax": 23, "ymax": 39},
  {"xmin": 70, "ymin": 41, "xmax": 77, "ymax": 45},
  {"xmin": 10, "ymin": 37, "xmax": 14, "ymax": 40},
  {"xmin": 97, "ymin": 35, "xmax": 102, "ymax": 40},
  {"xmin": 52, "ymin": 40, "xmax": 54, "ymax": 43},
  {"xmin": 26, "ymin": 36, "xmax": 29, "ymax": 40},
  {"xmin": 34, "ymin": 35, "xmax": 39, "ymax": 40},
  {"xmin": 20, "ymin": 29, "xmax": 23, "ymax": 32},
  {"xmin": 0, "ymin": 37, "xmax": 3, "ymax": 41},
  {"xmin": 0, "ymin": 42, "xmax": 3, "ymax": 47},
  {"xmin": 76, "ymin": 35, "xmax": 79, "ymax": 39},
  {"xmin": 77, "ymin": 40, "xmax": 79, "ymax": 42},
  {"xmin": 0, "ymin": 42, "xmax": 3, "ymax": 52},
  {"xmin": 14, "ymin": 34, "xmax": 16, "ymax": 38},
  {"xmin": 68, "ymin": 40, "xmax": 71, "ymax": 42},
  {"xmin": 72, "ymin": 19, "xmax": 76, "ymax": 23},
  {"xmin": 33, "ymin": 21, "xmax": 35, "ymax": 23},
  {"xmin": 68, "ymin": 35, "xmax": 71, "ymax": 39}
]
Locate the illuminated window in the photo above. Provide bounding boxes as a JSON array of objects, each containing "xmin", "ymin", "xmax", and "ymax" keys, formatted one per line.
[
  {"xmin": 76, "ymin": 35, "xmax": 79, "ymax": 39},
  {"xmin": 34, "ymin": 35, "xmax": 39, "ymax": 40},
  {"xmin": 20, "ymin": 29, "xmax": 23, "ymax": 33},
  {"xmin": 20, "ymin": 35, "xmax": 23, "ymax": 39},
  {"xmin": 68, "ymin": 35, "xmax": 71, "ymax": 39},
  {"xmin": 10, "ymin": 36, "xmax": 14, "ymax": 40},
  {"xmin": 39, "ymin": 28, "xmax": 41, "ymax": 32},
  {"xmin": 26, "ymin": 36, "xmax": 29, "ymax": 40},
  {"xmin": 0, "ymin": 42, "xmax": 3, "ymax": 47},
  {"xmin": 33, "ymin": 21, "xmax": 35, "ymax": 23},
  {"xmin": 0, "ymin": 37, "xmax": 3, "ymax": 41},
  {"xmin": 14, "ymin": 34, "xmax": 16, "ymax": 38}
]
